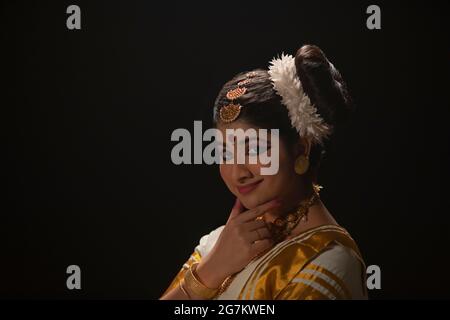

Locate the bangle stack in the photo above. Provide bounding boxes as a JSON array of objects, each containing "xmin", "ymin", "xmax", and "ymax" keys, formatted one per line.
[
  {"xmin": 179, "ymin": 278, "xmax": 191, "ymax": 299},
  {"xmin": 183, "ymin": 263, "xmax": 220, "ymax": 299}
]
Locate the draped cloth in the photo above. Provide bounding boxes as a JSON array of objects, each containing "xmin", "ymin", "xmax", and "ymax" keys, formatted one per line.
[{"xmin": 163, "ymin": 224, "xmax": 368, "ymax": 300}]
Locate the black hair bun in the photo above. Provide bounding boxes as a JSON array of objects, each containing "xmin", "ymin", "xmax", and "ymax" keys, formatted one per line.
[{"xmin": 295, "ymin": 44, "xmax": 354, "ymax": 132}]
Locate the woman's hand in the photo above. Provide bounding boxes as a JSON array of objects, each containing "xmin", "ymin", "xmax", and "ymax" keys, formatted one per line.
[{"xmin": 195, "ymin": 198, "xmax": 281, "ymax": 289}]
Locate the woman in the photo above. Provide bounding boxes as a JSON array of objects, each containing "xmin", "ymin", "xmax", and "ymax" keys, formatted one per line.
[{"xmin": 161, "ymin": 44, "xmax": 367, "ymax": 300}]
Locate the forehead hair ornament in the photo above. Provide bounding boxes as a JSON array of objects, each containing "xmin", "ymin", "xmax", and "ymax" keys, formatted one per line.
[
  {"xmin": 219, "ymin": 72, "xmax": 257, "ymax": 123},
  {"xmin": 219, "ymin": 54, "xmax": 332, "ymax": 144}
]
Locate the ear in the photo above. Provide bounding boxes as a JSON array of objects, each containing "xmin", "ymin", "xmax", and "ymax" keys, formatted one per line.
[{"xmin": 293, "ymin": 137, "xmax": 312, "ymax": 158}]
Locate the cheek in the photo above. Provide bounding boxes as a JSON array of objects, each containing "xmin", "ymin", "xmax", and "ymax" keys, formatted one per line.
[
  {"xmin": 264, "ymin": 147, "xmax": 295, "ymax": 184},
  {"xmin": 219, "ymin": 164, "xmax": 231, "ymax": 185},
  {"xmin": 251, "ymin": 165, "xmax": 265, "ymax": 178},
  {"xmin": 220, "ymin": 165, "xmax": 239, "ymax": 196},
  {"xmin": 277, "ymin": 154, "xmax": 295, "ymax": 180},
  {"xmin": 280, "ymin": 152, "xmax": 294, "ymax": 172}
]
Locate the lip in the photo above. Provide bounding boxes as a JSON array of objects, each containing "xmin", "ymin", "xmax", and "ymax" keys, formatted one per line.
[{"xmin": 237, "ymin": 180, "xmax": 263, "ymax": 195}]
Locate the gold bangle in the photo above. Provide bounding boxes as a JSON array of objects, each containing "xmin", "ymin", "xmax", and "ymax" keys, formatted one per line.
[
  {"xmin": 179, "ymin": 279, "xmax": 191, "ymax": 299},
  {"xmin": 183, "ymin": 263, "xmax": 219, "ymax": 299}
]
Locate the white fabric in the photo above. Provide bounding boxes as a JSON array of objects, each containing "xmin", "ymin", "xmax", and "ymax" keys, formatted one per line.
[
  {"xmin": 193, "ymin": 225, "xmax": 367, "ymax": 300},
  {"xmin": 194, "ymin": 225, "xmax": 224, "ymax": 258},
  {"xmin": 303, "ymin": 244, "xmax": 368, "ymax": 299}
]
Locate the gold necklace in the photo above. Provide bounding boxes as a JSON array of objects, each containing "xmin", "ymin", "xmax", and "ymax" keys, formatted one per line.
[
  {"xmin": 215, "ymin": 185, "xmax": 322, "ymax": 298},
  {"xmin": 268, "ymin": 184, "xmax": 321, "ymax": 244}
]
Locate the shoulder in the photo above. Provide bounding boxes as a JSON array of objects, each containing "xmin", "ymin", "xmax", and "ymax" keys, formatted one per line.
[
  {"xmin": 262, "ymin": 225, "xmax": 367, "ymax": 299},
  {"xmin": 300, "ymin": 244, "xmax": 368, "ymax": 299},
  {"xmin": 194, "ymin": 225, "xmax": 225, "ymax": 258}
]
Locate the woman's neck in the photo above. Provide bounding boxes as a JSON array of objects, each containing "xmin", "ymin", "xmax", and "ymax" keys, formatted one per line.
[
  {"xmin": 263, "ymin": 183, "xmax": 338, "ymax": 240},
  {"xmin": 264, "ymin": 181, "xmax": 314, "ymax": 222},
  {"xmin": 288, "ymin": 199, "xmax": 338, "ymax": 239}
]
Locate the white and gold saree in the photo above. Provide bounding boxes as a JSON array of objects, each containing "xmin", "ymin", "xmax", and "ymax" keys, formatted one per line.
[{"xmin": 164, "ymin": 224, "xmax": 367, "ymax": 300}]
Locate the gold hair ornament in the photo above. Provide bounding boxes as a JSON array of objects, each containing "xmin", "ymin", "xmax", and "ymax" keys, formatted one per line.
[{"xmin": 219, "ymin": 72, "xmax": 256, "ymax": 123}]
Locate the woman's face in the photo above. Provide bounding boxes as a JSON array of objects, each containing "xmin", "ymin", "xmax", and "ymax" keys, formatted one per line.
[{"xmin": 217, "ymin": 120, "xmax": 301, "ymax": 210}]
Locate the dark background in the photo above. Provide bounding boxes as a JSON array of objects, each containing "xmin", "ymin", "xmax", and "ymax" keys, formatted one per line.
[{"xmin": 2, "ymin": 0, "xmax": 449, "ymax": 299}]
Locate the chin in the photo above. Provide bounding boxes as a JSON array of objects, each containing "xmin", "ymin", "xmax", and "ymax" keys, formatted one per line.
[{"xmin": 239, "ymin": 193, "xmax": 271, "ymax": 210}]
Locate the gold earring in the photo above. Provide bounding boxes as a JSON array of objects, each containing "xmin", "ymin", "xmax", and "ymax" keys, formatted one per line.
[{"xmin": 294, "ymin": 155, "xmax": 309, "ymax": 175}]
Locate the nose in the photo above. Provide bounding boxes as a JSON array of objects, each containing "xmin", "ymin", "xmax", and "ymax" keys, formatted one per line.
[{"xmin": 231, "ymin": 163, "xmax": 253, "ymax": 184}]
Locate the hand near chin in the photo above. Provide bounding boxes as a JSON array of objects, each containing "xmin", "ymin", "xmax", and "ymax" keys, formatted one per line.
[{"xmin": 196, "ymin": 198, "xmax": 281, "ymax": 288}]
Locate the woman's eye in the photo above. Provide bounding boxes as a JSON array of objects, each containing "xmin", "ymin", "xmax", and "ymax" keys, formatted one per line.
[
  {"xmin": 247, "ymin": 144, "xmax": 270, "ymax": 156},
  {"xmin": 247, "ymin": 146, "xmax": 259, "ymax": 156},
  {"xmin": 221, "ymin": 150, "xmax": 233, "ymax": 161}
]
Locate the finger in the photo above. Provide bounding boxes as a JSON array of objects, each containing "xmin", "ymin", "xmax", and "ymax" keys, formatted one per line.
[
  {"xmin": 236, "ymin": 199, "xmax": 281, "ymax": 223},
  {"xmin": 247, "ymin": 227, "xmax": 271, "ymax": 243},
  {"xmin": 227, "ymin": 198, "xmax": 244, "ymax": 223},
  {"xmin": 243, "ymin": 219, "xmax": 267, "ymax": 231},
  {"xmin": 251, "ymin": 239, "xmax": 274, "ymax": 256},
  {"xmin": 255, "ymin": 227, "xmax": 271, "ymax": 239}
]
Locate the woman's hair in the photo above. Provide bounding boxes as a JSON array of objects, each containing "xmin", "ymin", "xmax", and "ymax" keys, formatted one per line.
[{"xmin": 213, "ymin": 44, "xmax": 354, "ymax": 168}]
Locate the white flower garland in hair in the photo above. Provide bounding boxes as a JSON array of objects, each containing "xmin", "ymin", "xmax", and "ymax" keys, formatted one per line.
[{"xmin": 268, "ymin": 53, "xmax": 331, "ymax": 145}]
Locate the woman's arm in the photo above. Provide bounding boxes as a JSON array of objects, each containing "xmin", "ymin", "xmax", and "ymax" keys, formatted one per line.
[
  {"xmin": 160, "ymin": 257, "xmax": 229, "ymax": 300},
  {"xmin": 161, "ymin": 198, "xmax": 279, "ymax": 300}
]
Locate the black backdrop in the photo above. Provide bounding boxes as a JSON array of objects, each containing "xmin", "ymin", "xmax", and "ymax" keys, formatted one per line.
[{"xmin": 2, "ymin": 0, "xmax": 449, "ymax": 299}]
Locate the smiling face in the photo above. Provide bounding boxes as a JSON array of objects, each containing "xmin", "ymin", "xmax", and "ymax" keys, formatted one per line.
[{"xmin": 217, "ymin": 120, "xmax": 304, "ymax": 210}]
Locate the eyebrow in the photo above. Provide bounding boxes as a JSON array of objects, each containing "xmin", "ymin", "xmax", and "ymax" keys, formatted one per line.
[
  {"xmin": 219, "ymin": 136, "xmax": 271, "ymax": 149},
  {"xmin": 235, "ymin": 136, "xmax": 271, "ymax": 146},
  {"xmin": 237, "ymin": 136, "xmax": 257, "ymax": 146}
]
